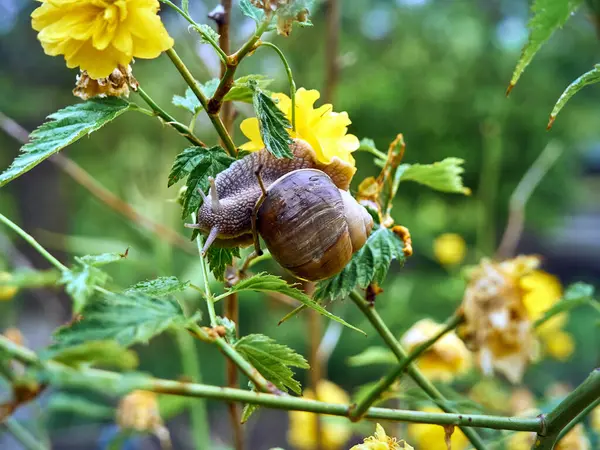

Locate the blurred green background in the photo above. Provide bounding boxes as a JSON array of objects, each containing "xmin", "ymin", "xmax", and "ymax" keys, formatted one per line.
[{"xmin": 1, "ymin": 0, "xmax": 599, "ymax": 449}]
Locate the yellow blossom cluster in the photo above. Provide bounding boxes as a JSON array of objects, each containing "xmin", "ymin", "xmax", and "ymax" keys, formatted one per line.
[
  {"xmin": 400, "ymin": 318, "xmax": 471, "ymax": 382},
  {"xmin": 351, "ymin": 423, "xmax": 413, "ymax": 450},
  {"xmin": 508, "ymin": 424, "xmax": 591, "ymax": 450},
  {"xmin": 407, "ymin": 408, "xmax": 469, "ymax": 450}
]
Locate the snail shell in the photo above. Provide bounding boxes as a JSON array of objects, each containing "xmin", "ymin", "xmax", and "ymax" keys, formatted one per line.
[{"xmin": 256, "ymin": 169, "xmax": 373, "ymax": 281}]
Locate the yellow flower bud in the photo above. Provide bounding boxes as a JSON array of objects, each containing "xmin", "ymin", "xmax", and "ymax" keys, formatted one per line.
[
  {"xmin": 433, "ymin": 233, "xmax": 466, "ymax": 266},
  {"xmin": 0, "ymin": 272, "xmax": 18, "ymax": 301}
]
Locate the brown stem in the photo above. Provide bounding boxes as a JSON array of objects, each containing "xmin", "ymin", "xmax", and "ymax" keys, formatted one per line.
[
  {"xmin": 323, "ymin": 0, "xmax": 340, "ymax": 103},
  {"xmin": 0, "ymin": 112, "xmax": 194, "ymax": 255},
  {"xmin": 215, "ymin": 0, "xmax": 234, "ymax": 136}
]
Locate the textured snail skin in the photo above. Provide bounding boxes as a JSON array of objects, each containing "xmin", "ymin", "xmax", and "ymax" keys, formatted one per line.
[
  {"xmin": 196, "ymin": 139, "xmax": 355, "ymax": 246},
  {"xmin": 257, "ymin": 169, "xmax": 374, "ymax": 282}
]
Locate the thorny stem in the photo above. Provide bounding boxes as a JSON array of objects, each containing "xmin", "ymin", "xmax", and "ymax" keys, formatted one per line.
[
  {"xmin": 136, "ymin": 86, "xmax": 207, "ymax": 147},
  {"xmin": 258, "ymin": 42, "xmax": 297, "ymax": 131},
  {"xmin": 0, "ymin": 417, "xmax": 48, "ymax": 450},
  {"xmin": 0, "ymin": 334, "xmax": 547, "ymax": 432},
  {"xmin": 349, "ymin": 312, "xmax": 465, "ymax": 420},
  {"xmin": 174, "ymin": 330, "xmax": 210, "ymax": 450},
  {"xmin": 165, "ymin": 48, "xmax": 237, "ymax": 157},
  {"xmin": 532, "ymin": 368, "xmax": 600, "ymax": 450},
  {"xmin": 348, "ymin": 290, "xmax": 488, "ymax": 450}
]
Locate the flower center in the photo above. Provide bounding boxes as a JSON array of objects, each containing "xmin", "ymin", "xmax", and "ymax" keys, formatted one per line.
[{"xmin": 103, "ymin": 1, "xmax": 128, "ymax": 23}]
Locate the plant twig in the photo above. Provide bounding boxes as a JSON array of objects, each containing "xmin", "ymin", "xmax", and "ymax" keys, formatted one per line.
[
  {"xmin": 532, "ymin": 368, "xmax": 600, "ymax": 450},
  {"xmin": 323, "ymin": 0, "xmax": 340, "ymax": 104},
  {"xmin": 0, "ymin": 417, "xmax": 49, "ymax": 450},
  {"xmin": 556, "ymin": 396, "xmax": 600, "ymax": 442},
  {"xmin": 496, "ymin": 141, "xmax": 563, "ymax": 259},
  {"xmin": 0, "ymin": 334, "xmax": 546, "ymax": 432},
  {"xmin": 192, "ymin": 213, "xmax": 217, "ymax": 327},
  {"xmin": 165, "ymin": 48, "xmax": 237, "ymax": 157},
  {"xmin": 348, "ymin": 290, "xmax": 487, "ymax": 450},
  {"xmin": 0, "ymin": 112, "xmax": 195, "ymax": 255},
  {"xmin": 349, "ymin": 312, "xmax": 465, "ymax": 420}
]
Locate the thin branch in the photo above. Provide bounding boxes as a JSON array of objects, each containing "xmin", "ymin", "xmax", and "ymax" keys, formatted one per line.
[
  {"xmin": 323, "ymin": 0, "xmax": 340, "ymax": 104},
  {"xmin": 349, "ymin": 312, "xmax": 465, "ymax": 420},
  {"xmin": 0, "ymin": 334, "xmax": 545, "ymax": 433},
  {"xmin": 533, "ymin": 368, "xmax": 600, "ymax": 450},
  {"xmin": 496, "ymin": 141, "xmax": 563, "ymax": 259},
  {"xmin": 0, "ymin": 112, "xmax": 195, "ymax": 255},
  {"xmin": 348, "ymin": 290, "xmax": 487, "ymax": 450},
  {"xmin": 0, "ymin": 417, "xmax": 49, "ymax": 450},
  {"xmin": 556, "ymin": 396, "xmax": 600, "ymax": 442}
]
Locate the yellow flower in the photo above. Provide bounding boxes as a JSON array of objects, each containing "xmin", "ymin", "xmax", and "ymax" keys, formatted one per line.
[
  {"xmin": 288, "ymin": 380, "xmax": 352, "ymax": 450},
  {"xmin": 240, "ymin": 88, "xmax": 359, "ymax": 170},
  {"xmin": 31, "ymin": 0, "xmax": 174, "ymax": 79},
  {"xmin": 592, "ymin": 405, "xmax": 600, "ymax": 432},
  {"xmin": 400, "ymin": 319, "xmax": 471, "ymax": 382},
  {"xmin": 351, "ymin": 423, "xmax": 413, "ymax": 450},
  {"xmin": 433, "ymin": 233, "xmax": 466, "ymax": 266},
  {"xmin": 407, "ymin": 408, "xmax": 468, "ymax": 450},
  {"xmin": 117, "ymin": 390, "xmax": 162, "ymax": 432},
  {"xmin": 0, "ymin": 272, "xmax": 18, "ymax": 301},
  {"xmin": 508, "ymin": 425, "xmax": 591, "ymax": 450},
  {"xmin": 459, "ymin": 255, "xmax": 540, "ymax": 383}
]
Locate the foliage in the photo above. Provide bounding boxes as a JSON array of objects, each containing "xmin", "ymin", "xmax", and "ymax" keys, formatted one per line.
[
  {"xmin": 549, "ymin": 65, "xmax": 600, "ymax": 128},
  {"xmin": 396, "ymin": 158, "xmax": 471, "ymax": 195}
]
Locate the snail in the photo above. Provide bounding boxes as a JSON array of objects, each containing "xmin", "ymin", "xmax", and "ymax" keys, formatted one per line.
[{"xmin": 187, "ymin": 139, "xmax": 374, "ymax": 281}]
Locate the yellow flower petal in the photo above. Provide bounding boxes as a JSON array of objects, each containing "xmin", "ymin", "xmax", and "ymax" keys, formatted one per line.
[{"xmin": 543, "ymin": 330, "xmax": 574, "ymax": 361}]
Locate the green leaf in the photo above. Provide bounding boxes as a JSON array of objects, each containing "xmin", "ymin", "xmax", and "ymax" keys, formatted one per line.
[
  {"xmin": 250, "ymin": 82, "xmax": 293, "ymax": 159},
  {"xmin": 234, "ymin": 334, "xmax": 308, "ymax": 394},
  {"xmin": 175, "ymin": 146, "xmax": 235, "ymax": 219},
  {"xmin": 59, "ymin": 262, "xmax": 109, "ymax": 314},
  {"xmin": 78, "ymin": 249, "xmax": 128, "ymax": 267},
  {"xmin": 51, "ymin": 291, "xmax": 200, "ymax": 350},
  {"xmin": 225, "ymin": 273, "xmax": 365, "ymax": 334},
  {"xmin": 241, "ymin": 402, "xmax": 259, "ymax": 424},
  {"xmin": 206, "ymin": 247, "xmax": 240, "ymax": 281},
  {"xmin": 46, "ymin": 340, "xmax": 138, "ymax": 370},
  {"xmin": 240, "ymin": 0, "xmax": 267, "ymax": 23},
  {"xmin": 509, "ymin": 0, "xmax": 584, "ymax": 93},
  {"xmin": 0, "ymin": 98, "xmax": 131, "ymax": 187},
  {"xmin": 172, "ymin": 79, "xmax": 220, "ymax": 114},
  {"xmin": 315, "ymin": 227, "xmax": 405, "ymax": 301},
  {"xmin": 194, "ymin": 23, "xmax": 220, "ymax": 45},
  {"xmin": 225, "ymin": 75, "xmax": 273, "ymax": 103},
  {"xmin": 548, "ymin": 64, "xmax": 600, "ymax": 129},
  {"xmin": 48, "ymin": 393, "xmax": 114, "ymax": 420},
  {"xmin": 396, "ymin": 158, "xmax": 471, "ymax": 195},
  {"xmin": 124, "ymin": 276, "xmax": 190, "ymax": 297},
  {"xmin": 563, "ymin": 282, "xmax": 595, "ymax": 301},
  {"xmin": 347, "ymin": 347, "xmax": 396, "ymax": 367}
]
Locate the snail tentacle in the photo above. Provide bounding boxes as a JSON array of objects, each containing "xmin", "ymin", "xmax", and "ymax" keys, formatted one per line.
[{"xmin": 202, "ymin": 226, "xmax": 220, "ymax": 255}]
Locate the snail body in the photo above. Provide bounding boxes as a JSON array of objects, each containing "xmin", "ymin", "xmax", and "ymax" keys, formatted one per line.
[{"xmin": 192, "ymin": 139, "xmax": 373, "ymax": 281}]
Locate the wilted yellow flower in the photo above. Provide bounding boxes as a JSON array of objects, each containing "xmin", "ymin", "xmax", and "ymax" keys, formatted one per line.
[
  {"xmin": 468, "ymin": 379, "xmax": 512, "ymax": 414},
  {"xmin": 73, "ymin": 64, "xmax": 138, "ymax": 100},
  {"xmin": 31, "ymin": 0, "xmax": 174, "ymax": 79},
  {"xmin": 3, "ymin": 328, "xmax": 24, "ymax": 346},
  {"xmin": 508, "ymin": 424, "xmax": 591, "ymax": 450},
  {"xmin": 459, "ymin": 255, "xmax": 540, "ymax": 383},
  {"xmin": 288, "ymin": 380, "xmax": 352, "ymax": 450},
  {"xmin": 400, "ymin": 319, "xmax": 471, "ymax": 382},
  {"xmin": 240, "ymin": 88, "xmax": 359, "ymax": 170},
  {"xmin": 0, "ymin": 272, "xmax": 18, "ymax": 301},
  {"xmin": 509, "ymin": 387, "xmax": 537, "ymax": 415},
  {"xmin": 407, "ymin": 408, "xmax": 468, "ymax": 450},
  {"xmin": 433, "ymin": 233, "xmax": 466, "ymax": 266},
  {"xmin": 521, "ymin": 270, "xmax": 575, "ymax": 361},
  {"xmin": 351, "ymin": 423, "xmax": 413, "ymax": 450},
  {"xmin": 117, "ymin": 390, "xmax": 161, "ymax": 432}
]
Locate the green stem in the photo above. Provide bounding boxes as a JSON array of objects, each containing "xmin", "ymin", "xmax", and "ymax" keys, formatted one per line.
[
  {"xmin": 0, "ymin": 213, "xmax": 67, "ymax": 272},
  {"xmin": 175, "ymin": 330, "xmax": 210, "ymax": 450},
  {"xmin": 159, "ymin": 0, "xmax": 228, "ymax": 63},
  {"xmin": 556, "ymin": 396, "xmax": 600, "ymax": 442},
  {"xmin": 165, "ymin": 48, "xmax": 237, "ymax": 156},
  {"xmin": 258, "ymin": 42, "xmax": 297, "ymax": 131},
  {"xmin": 136, "ymin": 86, "xmax": 206, "ymax": 147},
  {"xmin": 191, "ymin": 213, "xmax": 217, "ymax": 327},
  {"xmin": 532, "ymin": 368, "xmax": 600, "ymax": 450},
  {"xmin": 0, "ymin": 335, "xmax": 545, "ymax": 433},
  {"xmin": 533, "ymin": 296, "xmax": 592, "ymax": 329},
  {"xmin": 1, "ymin": 417, "xmax": 48, "ymax": 450},
  {"xmin": 348, "ymin": 290, "xmax": 487, "ymax": 450},
  {"xmin": 349, "ymin": 312, "xmax": 465, "ymax": 420}
]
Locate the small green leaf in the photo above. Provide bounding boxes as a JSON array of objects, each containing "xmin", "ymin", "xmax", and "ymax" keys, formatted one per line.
[
  {"xmin": 395, "ymin": 158, "xmax": 470, "ymax": 195},
  {"xmin": 59, "ymin": 263, "xmax": 109, "ymax": 314},
  {"xmin": 46, "ymin": 340, "xmax": 138, "ymax": 370},
  {"xmin": 240, "ymin": 0, "xmax": 267, "ymax": 23},
  {"xmin": 225, "ymin": 273, "xmax": 365, "ymax": 334},
  {"xmin": 347, "ymin": 347, "xmax": 396, "ymax": 367},
  {"xmin": 225, "ymin": 75, "xmax": 273, "ymax": 103},
  {"xmin": 548, "ymin": 65, "xmax": 600, "ymax": 129},
  {"xmin": 215, "ymin": 316, "xmax": 237, "ymax": 343},
  {"xmin": 51, "ymin": 291, "xmax": 200, "ymax": 350},
  {"xmin": 250, "ymin": 82, "xmax": 293, "ymax": 159},
  {"xmin": 241, "ymin": 403, "xmax": 260, "ymax": 423},
  {"xmin": 124, "ymin": 276, "xmax": 190, "ymax": 297},
  {"xmin": 172, "ymin": 79, "xmax": 220, "ymax": 114},
  {"xmin": 509, "ymin": 0, "xmax": 584, "ymax": 94},
  {"xmin": 171, "ymin": 146, "xmax": 235, "ymax": 219},
  {"xmin": 206, "ymin": 247, "xmax": 240, "ymax": 281},
  {"xmin": 234, "ymin": 334, "xmax": 308, "ymax": 394},
  {"xmin": 315, "ymin": 227, "xmax": 405, "ymax": 301},
  {"xmin": 563, "ymin": 282, "xmax": 595, "ymax": 301},
  {"xmin": 194, "ymin": 23, "xmax": 220, "ymax": 45},
  {"xmin": 78, "ymin": 250, "xmax": 128, "ymax": 267},
  {"xmin": 0, "ymin": 98, "xmax": 132, "ymax": 187},
  {"xmin": 48, "ymin": 393, "xmax": 114, "ymax": 420}
]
